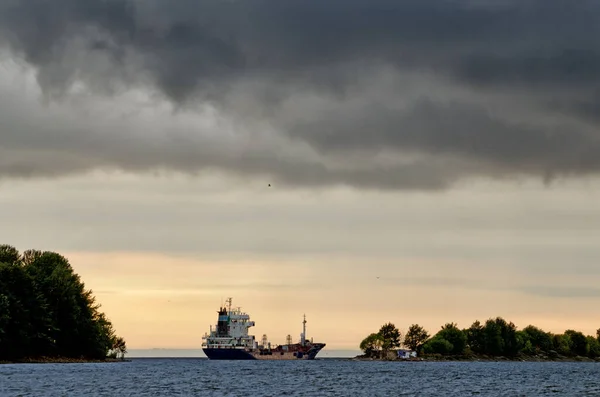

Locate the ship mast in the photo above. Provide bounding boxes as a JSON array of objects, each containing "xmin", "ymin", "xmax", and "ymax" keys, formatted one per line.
[
  {"xmin": 226, "ymin": 297, "xmax": 232, "ymax": 314},
  {"xmin": 301, "ymin": 314, "xmax": 307, "ymax": 346}
]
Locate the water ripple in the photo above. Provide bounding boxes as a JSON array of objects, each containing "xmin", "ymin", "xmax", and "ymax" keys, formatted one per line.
[{"xmin": 1, "ymin": 359, "xmax": 600, "ymax": 396}]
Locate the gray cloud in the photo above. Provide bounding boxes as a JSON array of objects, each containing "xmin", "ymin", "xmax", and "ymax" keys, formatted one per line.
[
  {"xmin": 518, "ymin": 285, "xmax": 600, "ymax": 299},
  {"xmin": 1, "ymin": 0, "xmax": 600, "ymax": 189},
  {"xmin": 392, "ymin": 276, "xmax": 600, "ymax": 300}
]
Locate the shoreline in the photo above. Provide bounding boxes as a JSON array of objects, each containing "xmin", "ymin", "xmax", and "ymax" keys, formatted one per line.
[
  {"xmin": 4, "ymin": 355, "xmax": 599, "ymax": 364},
  {"xmin": 351, "ymin": 354, "xmax": 600, "ymax": 363},
  {"xmin": 0, "ymin": 357, "xmax": 130, "ymax": 365}
]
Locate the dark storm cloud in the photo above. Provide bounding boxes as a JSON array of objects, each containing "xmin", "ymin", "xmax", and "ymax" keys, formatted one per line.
[{"xmin": 1, "ymin": 0, "xmax": 600, "ymax": 189}]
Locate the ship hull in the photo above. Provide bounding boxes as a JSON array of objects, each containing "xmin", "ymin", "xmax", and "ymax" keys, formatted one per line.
[
  {"xmin": 203, "ymin": 348, "xmax": 256, "ymax": 360},
  {"xmin": 202, "ymin": 299, "xmax": 325, "ymax": 361},
  {"xmin": 203, "ymin": 344, "xmax": 326, "ymax": 361}
]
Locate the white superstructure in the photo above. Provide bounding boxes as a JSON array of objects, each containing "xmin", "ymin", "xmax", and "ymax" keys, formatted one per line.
[{"xmin": 202, "ymin": 298, "xmax": 257, "ymax": 350}]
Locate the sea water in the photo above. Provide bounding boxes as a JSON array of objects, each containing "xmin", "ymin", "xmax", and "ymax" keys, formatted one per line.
[{"xmin": 2, "ymin": 358, "xmax": 600, "ymax": 396}]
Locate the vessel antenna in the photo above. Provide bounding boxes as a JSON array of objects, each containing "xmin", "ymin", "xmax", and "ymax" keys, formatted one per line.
[
  {"xmin": 226, "ymin": 297, "xmax": 232, "ymax": 314},
  {"xmin": 302, "ymin": 314, "xmax": 307, "ymax": 346}
]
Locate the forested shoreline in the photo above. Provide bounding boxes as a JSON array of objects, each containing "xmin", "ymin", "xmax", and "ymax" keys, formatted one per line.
[
  {"xmin": 0, "ymin": 245, "xmax": 126, "ymax": 363},
  {"xmin": 359, "ymin": 319, "xmax": 600, "ymax": 362}
]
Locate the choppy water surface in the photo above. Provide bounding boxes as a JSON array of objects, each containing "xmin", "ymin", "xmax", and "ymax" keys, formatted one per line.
[{"xmin": 2, "ymin": 358, "xmax": 600, "ymax": 396}]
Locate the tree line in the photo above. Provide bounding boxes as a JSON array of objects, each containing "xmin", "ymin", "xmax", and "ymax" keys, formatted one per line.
[
  {"xmin": 0, "ymin": 244, "xmax": 126, "ymax": 361},
  {"xmin": 360, "ymin": 318, "xmax": 600, "ymax": 360}
]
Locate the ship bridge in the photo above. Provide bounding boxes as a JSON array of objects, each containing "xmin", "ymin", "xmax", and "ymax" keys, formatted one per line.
[{"xmin": 226, "ymin": 300, "xmax": 255, "ymax": 337}]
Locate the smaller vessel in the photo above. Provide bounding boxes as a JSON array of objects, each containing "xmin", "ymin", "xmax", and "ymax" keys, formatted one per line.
[{"xmin": 202, "ymin": 298, "xmax": 326, "ymax": 360}]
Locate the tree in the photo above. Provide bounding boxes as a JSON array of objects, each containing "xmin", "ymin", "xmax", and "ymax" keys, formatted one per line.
[
  {"xmin": 0, "ymin": 294, "xmax": 10, "ymax": 343},
  {"xmin": 0, "ymin": 260, "xmax": 54, "ymax": 359},
  {"xmin": 482, "ymin": 317, "xmax": 519, "ymax": 356},
  {"xmin": 565, "ymin": 330, "xmax": 588, "ymax": 357},
  {"xmin": 113, "ymin": 337, "xmax": 128, "ymax": 360},
  {"xmin": 587, "ymin": 337, "xmax": 600, "ymax": 359},
  {"xmin": 360, "ymin": 333, "xmax": 384, "ymax": 357},
  {"xmin": 552, "ymin": 334, "xmax": 571, "ymax": 356},
  {"xmin": 423, "ymin": 338, "xmax": 453, "ymax": 355},
  {"xmin": 436, "ymin": 323, "xmax": 467, "ymax": 355},
  {"xmin": 0, "ymin": 245, "xmax": 126, "ymax": 361},
  {"xmin": 0, "ymin": 245, "xmax": 20, "ymax": 265},
  {"xmin": 404, "ymin": 324, "xmax": 430, "ymax": 351},
  {"xmin": 466, "ymin": 321, "xmax": 485, "ymax": 354},
  {"xmin": 378, "ymin": 323, "xmax": 402, "ymax": 352},
  {"xmin": 497, "ymin": 318, "xmax": 519, "ymax": 356},
  {"xmin": 519, "ymin": 336, "xmax": 536, "ymax": 355},
  {"xmin": 21, "ymin": 250, "xmax": 42, "ymax": 267},
  {"xmin": 522, "ymin": 325, "xmax": 553, "ymax": 354}
]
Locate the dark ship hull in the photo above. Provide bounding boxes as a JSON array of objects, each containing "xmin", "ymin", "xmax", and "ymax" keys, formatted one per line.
[
  {"xmin": 202, "ymin": 348, "xmax": 256, "ymax": 360},
  {"xmin": 203, "ymin": 342, "xmax": 326, "ymax": 360}
]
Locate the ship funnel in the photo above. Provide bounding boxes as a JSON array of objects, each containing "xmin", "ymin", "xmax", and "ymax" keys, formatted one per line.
[{"xmin": 217, "ymin": 307, "xmax": 229, "ymax": 337}]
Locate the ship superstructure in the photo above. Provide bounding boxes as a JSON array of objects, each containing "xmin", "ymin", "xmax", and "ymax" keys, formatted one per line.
[{"xmin": 202, "ymin": 298, "xmax": 326, "ymax": 360}]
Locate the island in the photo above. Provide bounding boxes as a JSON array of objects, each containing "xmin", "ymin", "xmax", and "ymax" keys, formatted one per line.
[
  {"xmin": 0, "ymin": 244, "xmax": 127, "ymax": 364},
  {"xmin": 356, "ymin": 320, "xmax": 600, "ymax": 362}
]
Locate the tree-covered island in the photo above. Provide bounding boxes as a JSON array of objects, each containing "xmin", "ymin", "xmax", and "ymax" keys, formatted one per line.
[
  {"xmin": 359, "ymin": 319, "xmax": 600, "ymax": 362},
  {"xmin": 0, "ymin": 244, "xmax": 127, "ymax": 363}
]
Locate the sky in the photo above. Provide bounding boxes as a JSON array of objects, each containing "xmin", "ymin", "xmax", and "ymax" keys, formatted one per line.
[{"xmin": 1, "ymin": 0, "xmax": 600, "ymax": 352}]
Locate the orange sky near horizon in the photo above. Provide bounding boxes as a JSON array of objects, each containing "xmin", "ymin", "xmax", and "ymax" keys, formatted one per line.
[{"xmin": 67, "ymin": 251, "xmax": 600, "ymax": 350}]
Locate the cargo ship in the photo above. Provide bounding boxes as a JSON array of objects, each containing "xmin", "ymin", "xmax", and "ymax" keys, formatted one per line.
[{"xmin": 201, "ymin": 298, "xmax": 326, "ymax": 360}]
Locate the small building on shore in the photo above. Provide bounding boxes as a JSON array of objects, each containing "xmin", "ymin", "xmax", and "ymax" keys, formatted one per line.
[{"xmin": 397, "ymin": 349, "xmax": 417, "ymax": 359}]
